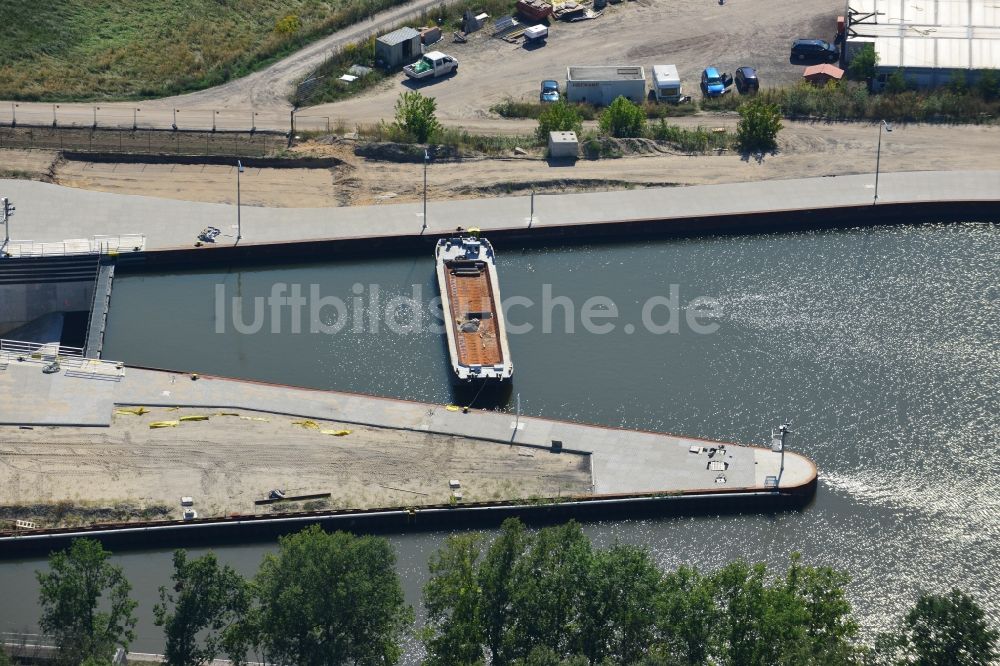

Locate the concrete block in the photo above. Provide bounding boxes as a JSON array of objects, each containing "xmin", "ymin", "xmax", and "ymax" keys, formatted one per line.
[{"xmin": 548, "ymin": 131, "xmax": 578, "ymax": 158}]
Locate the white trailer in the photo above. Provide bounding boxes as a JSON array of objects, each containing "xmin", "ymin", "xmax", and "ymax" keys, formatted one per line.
[
  {"xmin": 651, "ymin": 64, "xmax": 683, "ymax": 102},
  {"xmin": 565, "ymin": 65, "xmax": 646, "ymax": 105}
]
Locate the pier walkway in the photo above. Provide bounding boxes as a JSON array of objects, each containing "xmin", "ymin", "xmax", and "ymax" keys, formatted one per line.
[{"xmin": 0, "ymin": 171, "xmax": 997, "ymax": 252}]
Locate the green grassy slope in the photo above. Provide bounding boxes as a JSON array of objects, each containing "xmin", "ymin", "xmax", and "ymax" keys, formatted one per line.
[{"xmin": 0, "ymin": 0, "xmax": 397, "ymax": 101}]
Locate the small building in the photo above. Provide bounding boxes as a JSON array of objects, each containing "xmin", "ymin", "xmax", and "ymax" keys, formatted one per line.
[
  {"xmin": 376, "ymin": 27, "xmax": 422, "ymax": 69},
  {"xmin": 843, "ymin": 0, "xmax": 1000, "ymax": 91},
  {"xmin": 566, "ymin": 65, "xmax": 646, "ymax": 105},
  {"xmin": 803, "ymin": 63, "xmax": 845, "ymax": 86},
  {"xmin": 548, "ymin": 131, "xmax": 579, "ymax": 158}
]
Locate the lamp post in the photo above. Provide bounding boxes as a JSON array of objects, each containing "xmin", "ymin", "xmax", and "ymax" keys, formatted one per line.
[
  {"xmin": 251, "ymin": 111, "xmax": 257, "ymax": 134},
  {"xmin": 874, "ymin": 119, "xmax": 892, "ymax": 204},
  {"xmin": 236, "ymin": 160, "xmax": 244, "ymax": 243},
  {"xmin": 10, "ymin": 103, "xmax": 16, "ymax": 128},
  {"xmin": 133, "ymin": 108, "xmax": 140, "ymax": 131},
  {"xmin": 213, "ymin": 110, "xmax": 218, "ymax": 133},
  {"xmin": 1, "ymin": 197, "xmax": 14, "ymax": 255},
  {"xmin": 52, "ymin": 104, "xmax": 59, "ymax": 128},
  {"xmin": 172, "ymin": 108, "xmax": 179, "ymax": 131},
  {"xmin": 92, "ymin": 106, "xmax": 100, "ymax": 129},
  {"xmin": 422, "ymin": 148, "xmax": 429, "ymax": 233}
]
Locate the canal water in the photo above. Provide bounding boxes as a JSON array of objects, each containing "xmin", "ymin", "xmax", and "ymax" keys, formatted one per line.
[{"xmin": 1, "ymin": 222, "xmax": 997, "ymax": 656}]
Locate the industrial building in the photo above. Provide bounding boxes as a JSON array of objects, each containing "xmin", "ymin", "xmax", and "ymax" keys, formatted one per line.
[
  {"xmin": 565, "ymin": 66, "xmax": 646, "ymax": 105},
  {"xmin": 375, "ymin": 27, "xmax": 422, "ymax": 69},
  {"xmin": 843, "ymin": 0, "xmax": 1000, "ymax": 90}
]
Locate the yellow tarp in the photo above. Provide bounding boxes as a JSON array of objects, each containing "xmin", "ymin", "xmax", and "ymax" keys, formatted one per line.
[
  {"xmin": 216, "ymin": 412, "xmax": 240, "ymax": 417},
  {"xmin": 292, "ymin": 420, "xmax": 320, "ymax": 430},
  {"xmin": 149, "ymin": 420, "xmax": 179, "ymax": 429},
  {"xmin": 445, "ymin": 405, "xmax": 461, "ymax": 412},
  {"xmin": 179, "ymin": 415, "xmax": 210, "ymax": 422},
  {"xmin": 115, "ymin": 406, "xmax": 150, "ymax": 416},
  {"xmin": 321, "ymin": 429, "xmax": 352, "ymax": 436}
]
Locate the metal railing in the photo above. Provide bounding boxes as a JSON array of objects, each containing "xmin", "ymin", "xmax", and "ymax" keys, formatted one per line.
[
  {"xmin": 2, "ymin": 234, "xmax": 145, "ymax": 258},
  {"xmin": 0, "ymin": 339, "xmax": 124, "ymax": 380}
]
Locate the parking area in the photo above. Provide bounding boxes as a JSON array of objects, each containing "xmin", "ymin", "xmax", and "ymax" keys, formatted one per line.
[{"xmin": 316, "ymin": 0, "xmax": 844, "ymax": 122}]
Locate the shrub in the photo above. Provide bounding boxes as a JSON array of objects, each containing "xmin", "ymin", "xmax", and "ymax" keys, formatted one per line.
[
  {"xmin": 848, "ymin": 43, "xmax": 879, "ymax": 81},
  {"xmin": 394, "ymin": 90, "xmax": 442, "ymax": 143},
  {"xmin": 947, "ymin": 69, "xmax": 969, "ymax": 94},
  {"xmin": 274, "ymin": 14, "xmax": 302, "ymax": 35},
  {"xmin": 598, "ymin": 96, "xmax": 646, "ymax": 138},
  {"xmin": 536, "ymin": 101, "xmax": 583, "ymax": 142},
  {"xmin": 886, "ymin": 69, "xmax": 908, "ymax": 94},
  {"xmin": 976, "ymin": 69, "xmax": 999, "ymax": 101},
  {"xmin": 736, "ymin": 97, "xmax": 782, "ymax": 152}
]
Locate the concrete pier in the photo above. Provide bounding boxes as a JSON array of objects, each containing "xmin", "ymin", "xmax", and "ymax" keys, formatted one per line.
[{"xmin": 0, "ymin": 359, "xmax": 815, "ymax": 547}]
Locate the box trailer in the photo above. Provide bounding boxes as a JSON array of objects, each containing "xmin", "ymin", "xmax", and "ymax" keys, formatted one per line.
[
  {"xmin": 565, "ymin": 65, "xmax": 646, "ymax": 105},
  {"xmin": 651, "ymin": 64, "xmax": 683, "ymax": 102}
]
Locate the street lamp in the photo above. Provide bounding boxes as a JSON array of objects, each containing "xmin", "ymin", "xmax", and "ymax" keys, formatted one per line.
[
  {"xmin": 10, "ymin": 103, "xmax": 16, "ymax": 128},
  {"xmin": 422, "ymin": 149, "xmax": 429, "ymax": 233},
  {"xmin": 236, "ymin": 160, "xmax": 244, "ymax": 243},
  {"xmin": 133, "ymin": 108, "xmax": 140, "ymax": 131},
  {"xmin": 92, "ymin": 106, "xmax": 100, "ymax": 129},
  {"xmin": 52, "ymin": 104, "xmax": 59, "ymax": 128},
  {"xmin": 251, "ymin": 111, "xmax": 257, "ymax": 134},
  {"xmin": 1, "ymin": 196, "xmax": 15, "ymax": 255},
  {"xmin": 874, "ymin": 119, "xmax": 892, "ymax": 204},
  {"xmin": 172, "ymin": 108, "xmax": 179, "ymax": 131},
  {"xmin": 213, "ymin": 110, "xmax": 219, "ymax": 133}
]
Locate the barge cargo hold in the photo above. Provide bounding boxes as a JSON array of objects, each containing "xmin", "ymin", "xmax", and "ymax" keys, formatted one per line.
[{"xmin": 435, "ymin": 235, "xmax": 513, "ymax": 382}]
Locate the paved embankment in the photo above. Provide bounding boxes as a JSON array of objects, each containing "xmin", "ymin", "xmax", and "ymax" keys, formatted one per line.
[{"xmin": 1, "ymin": 171, "xmax": 998, "ymax": 255}]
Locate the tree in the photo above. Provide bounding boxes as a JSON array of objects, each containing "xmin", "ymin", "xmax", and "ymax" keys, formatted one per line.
[
  {"xmin": 247, "ymin": 525, "xmax": 412, "ymax": 666},
  {"xmin": 783, "ymin": 553, "xmax": 860, "ymax": 663},
  {"xmin": 508, "ymin": 521, "xmax": 593, "ymax": 660},
  {"xmin": 393, "ymin": 90, "xmax": 442, "ymax": 143},
  {"xmin": 579, "ymin": 544, "xmax": 662, "ymax": 665},
  {"xmin": 478, "ymin": 518, "xmax": 529, "ymax": 664},
  {"xmin": 536, "ymin": 101, "xmax": 583, "ymax": 143},
  {"xmin": 657, "ymin": 565, "xmax": 719, "ymax": 665},
  {"xmin": 154, "ymin": 550, "xmax": 249, "ymax": 666},
  {"xmin": 423, "ymin": 533, "xmax": 486, "ymax": 666},
  {"xmin": 736, "ymin": 96, "xmax": 783, "ymax": 152},
  {"xmin": 888, "ymin": 589, "xmax": 998, "ymax": 666},
  {"xmin": 848, "ymin": 44, "xmax": 879, "ymax": 82},
  {"xmin": 598, "ymin": 96, "xmax": 647, "ymax": 138},
  {"xmin": 36, "ymin": 539, "xmax": 137, "ymax": 666}
]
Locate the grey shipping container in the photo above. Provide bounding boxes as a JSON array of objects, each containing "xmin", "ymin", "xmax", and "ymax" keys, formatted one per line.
[{"xmin": 565, "ymin": 65, "xmax": 646, "ymax": 105}]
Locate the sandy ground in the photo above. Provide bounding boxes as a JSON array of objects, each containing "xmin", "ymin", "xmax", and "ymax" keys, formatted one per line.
[
  {"xmin": 0, "ymin": 407, "xmax": 590, "ymax": 525},
  {"xmin": 5, "ymin": 117, "xmax": 1000, "ymax": 207},
  {"xmin": 0, "ymin": 0, "xmax": 843, "ymax": 131}
]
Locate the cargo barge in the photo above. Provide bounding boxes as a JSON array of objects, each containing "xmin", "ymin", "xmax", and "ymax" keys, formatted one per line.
[{"xmin": 435, "ymin": 234, "xmax": 513, "ymax": 382}]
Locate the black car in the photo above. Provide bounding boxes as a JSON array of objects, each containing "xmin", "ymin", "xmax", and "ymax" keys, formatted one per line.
[
  {"xmin": 790, "ymin": 39, "xmax": 839, "ymax": 62},
  {"xmin": 734, "ymin": 66, "xmax": 759, "ymax": 94}
]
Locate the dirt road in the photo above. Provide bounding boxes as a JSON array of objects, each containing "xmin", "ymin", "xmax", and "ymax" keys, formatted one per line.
[
  {"xmin": 9, "ymin": 119, "xmax": 999, "ymax": 207},
  {"xmin": 0, "ymin": 407, "xmax": 590, "ymax": 524},
  {"xmin": 0, "ymin": 0, "xmax": 843, "ymax": 132}
]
